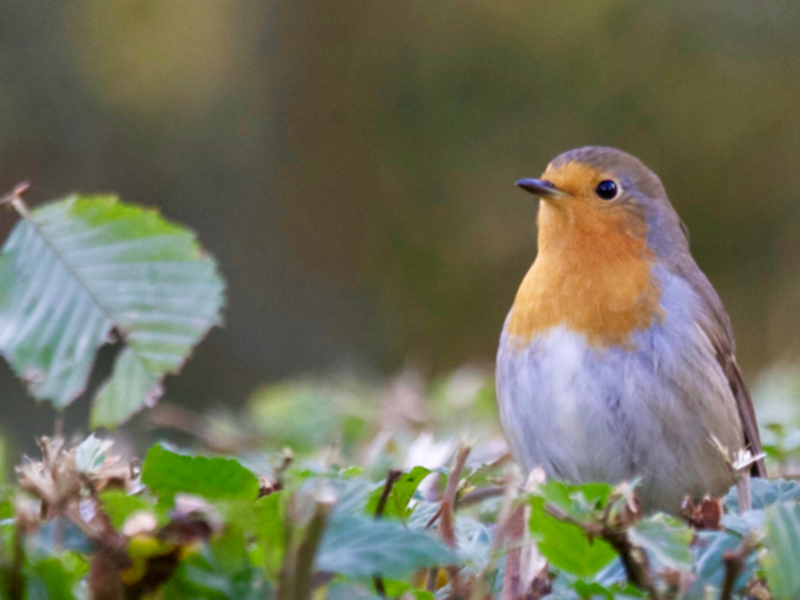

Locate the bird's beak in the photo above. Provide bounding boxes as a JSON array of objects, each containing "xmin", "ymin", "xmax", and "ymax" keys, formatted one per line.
[{"xmin": 515, "ymin": 178, "xmax": 567, "ymax": 200}]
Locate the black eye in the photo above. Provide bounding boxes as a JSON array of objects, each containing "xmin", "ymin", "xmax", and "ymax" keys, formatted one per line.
[{"xmin": 595, "ymin": 180, "xmax": 618, "ymax": 200}]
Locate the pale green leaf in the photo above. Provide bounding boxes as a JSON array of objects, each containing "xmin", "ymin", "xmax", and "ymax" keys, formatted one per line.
[
  {"xmin": 763, "ymin": 502, "xmax": 800, "ymax": 600},
  {"xmin": 316, "ymin": 515, "xmax": 454, "ymax": 579},
  {"xmin": 628, "ymin": 514, "xmax": 693, "ymax": 571},
  {"xmin": 0, "ymin": 195, "xmax": 224, "ymax": 426}
]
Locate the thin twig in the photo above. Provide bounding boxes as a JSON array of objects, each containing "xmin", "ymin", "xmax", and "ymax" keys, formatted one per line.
[
  {"xmin": 545, "ymin": 503, "xmax": 660, "ymax": 600},
  {"xmin": 374, "ymin": 469, "xmax": 402, "ymax": 519},
  {"xmin": 439, "ymin": 444, "xmax": 471, "ymax": 548},
  {"xmin": 372, "ymin": 469, "xmax": 402, "ymax": 597},
  {"xmin": 0, "ymin": 181, "xmax": 30, "ymax": 208},
  {"xmin": 719, "ymin": 534, "xmax": 759, "ymax": 600},
  {"xmin": 424, "ymin": 504, "xmax": 443, "ymax": 530},
  {"xmin": 736, "ymin": 473, "xmax": 752, "ymax": 514},
  {"xmin": 601, "ymin": 527, "xmax": 659, "ymax": 600},
  {"xmin": 501, "ymin": 501, "xmax": 526, "ymax": 600},
  {"xmin": 425, "ymin": 567, "xmax": 439, "ymax": 593},
  {"xmin": 438, "ymin": 443, "xmax": 471, "ymax": 598},
  {"xmin": 291, "ymin": 502, "xmax": 330, "ymax": 600},
  {"xmin": 456, "ymin": 485, "xmax": 505, "ymax": 508}
]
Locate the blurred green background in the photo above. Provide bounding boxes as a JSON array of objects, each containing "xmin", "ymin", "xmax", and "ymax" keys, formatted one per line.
[{"xmin": 2, "ymin": 1, "xmax": 800, "ymax": 450}]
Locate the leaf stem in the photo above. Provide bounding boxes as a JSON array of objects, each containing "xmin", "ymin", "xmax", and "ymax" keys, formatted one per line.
[{"xmin": 373, "ymin": 469, "xmax": 402, "ymax": 597}]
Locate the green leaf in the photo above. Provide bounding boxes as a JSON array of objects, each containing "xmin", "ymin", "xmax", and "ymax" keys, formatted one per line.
[
  {"xmin": 163, "ymin": 545, "xmax": 269, "ymax": 600},
  {"xmin": 391, "ymin": 466, "xmax": 431, "ymax": 518},
  {"xmin": 573, "ymin": 580, "xmax": 613, "ymax": 599},
  {"xmin": 366, "ymin": 466, "xmax": 431, "ymax": 520},
  {"xmin": 27, "ymin": 555, "xmax": 83, "ymax": 600},
  {"xmin": 248, "ymin": 379, "xmax": 373, "ymax": 453},
  {"xmin": 383, "ymin": 580, "xmax": 435, "ymax": 600},
  {"xmin": 141, "ymin": 444, "xmax": 259, "ymax": 503},
  {"xmin": 100, "ymin": 489, "xmax": 157, "ymax": 530},
  {"xmin": 763, "ymin": 502, "xmax": 800, "ymax": 600},
  {"xmin": 528, "ymin": 496, "xmax": 616, "ymax": 578},
  {"xmin": 536, "ymin": 480, "xmax": 613, "ymax": 522},
  {"xmin": 254, "ymin": 493, "xmax": 285, "ymax": 576},
  {"xmin": 0, "ymin": 195, "xmax": 225, "ymax": 425},
  {"xmin": 316, "ymin": 515, "xmax": 454, "ymax": 579},
  {"xmin": 628, "ymin": 514, "xmax": 693, "ymax": 571}
]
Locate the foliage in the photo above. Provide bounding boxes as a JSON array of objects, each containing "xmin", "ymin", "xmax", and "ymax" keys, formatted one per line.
[
  {"xmin": 1, "ymin": 191, "xmax": 800, "ymax": 599},
  {"xmin": 0, "ymin": 191, "xmax": 225, "ymax": 427}
]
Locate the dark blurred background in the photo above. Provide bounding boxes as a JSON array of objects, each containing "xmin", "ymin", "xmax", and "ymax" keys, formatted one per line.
[{"xmin": 2, "ymin": 1, "xmax": 800, "ymax": 451}]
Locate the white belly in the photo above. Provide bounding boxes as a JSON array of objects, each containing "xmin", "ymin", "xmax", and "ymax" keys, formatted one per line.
[{"xmin": 495, "ymin": 273, "xmax": 743, "ymax": 513}]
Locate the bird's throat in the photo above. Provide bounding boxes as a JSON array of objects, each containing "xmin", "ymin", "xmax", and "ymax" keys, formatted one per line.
[{"xmin": 506, "ymin": 203, "xmax": 663, "ymax": 349}]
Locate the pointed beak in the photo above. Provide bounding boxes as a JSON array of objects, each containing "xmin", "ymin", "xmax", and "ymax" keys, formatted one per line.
[{"xmin": 515, "ymin": 178, "xmax": 567, "ymax": 200}]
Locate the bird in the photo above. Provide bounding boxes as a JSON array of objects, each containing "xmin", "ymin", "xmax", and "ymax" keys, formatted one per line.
[{"xmin": 495, "ymin": 146, "xmax": 765, "ymax": 514}]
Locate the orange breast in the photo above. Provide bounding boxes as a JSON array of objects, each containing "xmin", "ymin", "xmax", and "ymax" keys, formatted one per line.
[{"xmin": 506, "ymin": 201, "xmax": 663, "ymax": 349}]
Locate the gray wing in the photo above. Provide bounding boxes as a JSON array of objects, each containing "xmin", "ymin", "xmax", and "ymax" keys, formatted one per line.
[{"xmin": 677, "ymin": 256, "xmax": 766, "ymax": 478}]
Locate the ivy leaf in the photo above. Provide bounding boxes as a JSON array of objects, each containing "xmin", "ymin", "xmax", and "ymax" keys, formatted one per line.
[
  {"xmin": 0, "ymin": 195, "xmax": 225, "ymax": 426},
  {"xmin": 763, "ymin": 502, "xmax": 800, "ymax": 600},
  {"xmin": 316, "ymin": 515, "xmax": 454, "ymax": 580},
  {"xmin": 141, "ymin": 444, "xmax": 259, "ymax": 504}
]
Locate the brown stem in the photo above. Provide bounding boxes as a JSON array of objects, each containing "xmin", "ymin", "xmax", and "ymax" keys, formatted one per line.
[
  {"xmin": 601, "ymin": 528, "xmax": 659, "ymax": 600},
  {"xmin": 545, "ymin": 503, "xmax": 659, "ymax": 600},
  {"xmin": 456, "ymin": 485, "xmax": 505, "ymax": 509},
  {"xmin": 438, "ymin": 444, "xmax": 471, "ymax": 598},
  {"xmin": 372, "ymin": 469, "xmax": 402, "ymax": 596},
  {"xmin": 439, "ymin": 444, "xmax": 471, "ymax": 548},
  {"xmin": 0, "ymin": 182, "xmax": 30, "ymax": 208},
  {"xmin": 425, "ymin": 567, "xmax": 439, "ymax": 592},
  {"xmin": 719, "ymin": 535, "xmax": 759, "ymax": 600},
  {"xmin": 424, "ymin": 505, "xmax": 443, "ymax": 530},
  {"xmin": 374, "ymin": 469, "xmax": 402, "ymax": 519},
  {"xmin": 500, "ymin": 502, "xmax": 526, "ymax": 600},
  {"xmin": 736, "ymin": 474, "xmax": 752, "ymax": 514},
  {"xmin": 291, "ymin": 502, "xmax": 329, "ymax": 600}
]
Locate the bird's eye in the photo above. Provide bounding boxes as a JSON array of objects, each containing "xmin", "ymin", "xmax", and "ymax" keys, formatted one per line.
[{"xmin": 595, "ymin": 180, "xmax": 618, "ymax": 200}]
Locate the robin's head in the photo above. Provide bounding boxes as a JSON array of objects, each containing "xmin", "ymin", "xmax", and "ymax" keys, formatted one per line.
[{"xmin": 517, "ymin": 147, "xmax": 688, "ymax": 261}]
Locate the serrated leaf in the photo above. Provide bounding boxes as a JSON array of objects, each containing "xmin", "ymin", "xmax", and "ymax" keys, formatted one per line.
[
  {"xmin": 141, "ymin": 444, "xmax": 259, "ymax": 503},
  {"xmin": 0, "ymin": 195, "xmax": 224, "ymax": 426},
  {"xmin": 763, "ymin": 502, "xmax": 800, "ymax": 600},
  {"xmin": 528, "ymin": 496, "xmax": 616, "ymax": 578},
  {"xmin": 628, "ymin": 514, "xmax": 693, "ymax": 571},
  {"xmin": 316, "ymin": 515, "xmax": 454, "ymax": 579}
]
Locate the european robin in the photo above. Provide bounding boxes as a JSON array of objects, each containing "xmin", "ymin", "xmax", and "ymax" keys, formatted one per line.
[{"xmin": 496, "ymin": 147, "xmax": 765, "ymax": 514}]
